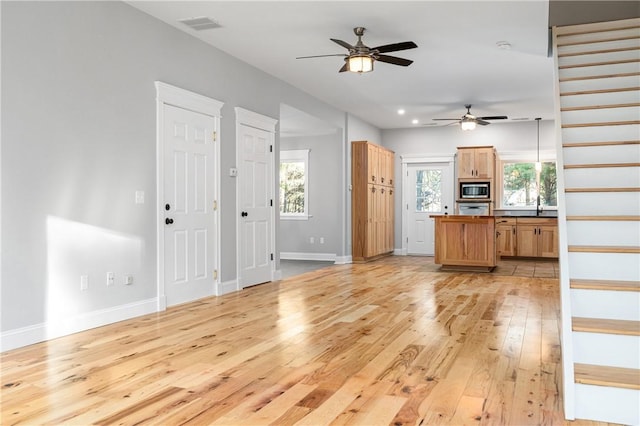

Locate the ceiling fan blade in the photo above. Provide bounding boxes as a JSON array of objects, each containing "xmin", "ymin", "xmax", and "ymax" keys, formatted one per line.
[
  {"xmin": 476, "ymin": 119, "xmax": 490, "ymax": 126},
  {"xmin": 375, "ymin": 54, "xmax": 413, "ymax": 66},
  {"xmin": 432, "ymin": 118, "xmax": 460, "ymax": 121},
  {"xmin": 330, "ymin": 38, "xmax": 354, "ymax": 50},
  {"xmin": 296, "ymin": 54, "xmax": 347, "ymax": 59},
  {"xmin": 373, "ymin": 41, "xmax": 417, "ymax": 53},
  {"xmin": 480, "ymin": 116, "xmax": 508, "ymax": 120},
  {"xmin": 338, "ymin": 63, "xmax": 348, "ymax": 73}
]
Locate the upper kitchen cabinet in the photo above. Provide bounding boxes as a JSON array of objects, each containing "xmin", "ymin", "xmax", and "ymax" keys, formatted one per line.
[{"xmin": 457, "ymin": 146, "xmax": 495, "ymax": 179}]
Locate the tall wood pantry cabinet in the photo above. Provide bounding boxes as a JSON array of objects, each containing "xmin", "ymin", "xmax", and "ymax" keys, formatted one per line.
[{"xmin": 352, "ymin": 141, "xmax": 395, "ymax": 262}]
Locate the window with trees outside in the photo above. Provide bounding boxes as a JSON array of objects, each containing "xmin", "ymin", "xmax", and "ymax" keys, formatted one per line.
[
  {"xmin": 501, "ymin": 161, "xmax": 557, "ymax": 208},
  {"xmin": 279, "ymin": 149, "xmax": 309, "ymax": 219}
]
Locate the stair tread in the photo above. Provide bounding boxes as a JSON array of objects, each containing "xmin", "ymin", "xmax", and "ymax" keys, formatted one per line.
[
  {"xmin": 564, "ymin": 162, "xmax": 640, "ymax": 169},
  {"xmin": 571, "ymin": 279, "xmax": 640, "ymax": 292},
  {"xmin": 567, "ymin": 215, "xmax": 640, "ymax": 221},
  {"xmin": 562, "ymin": 120, "xmax": 640, "ymax": 128},
  {"xmin": 574, "ymin": 363, "xmax": 640, "ymax": 390},
  {"xmin": 561, "ymin": 86, "xmax": 640, "ymax": 96},
  {"xmin": 560, "ymin": 72, "xmax": 640, "ymax": 82},
  {"xmin": 561, "ymin": 103, "xmax": 640, "ymax": 111},
  {"xmin": 558, "ymin": 46, "xmax": 640, "ymax": 58},
  {"xmin": 558, "ymin": 34, "xmax": 640, "ymax": 47},
  {"xmin": 568, "ymin": 245, "xmax": 640, "ymax": 253},
  {"xmin": 563, "ymin": 140, "xmax": 639, "ymax": 148},
  {"xmin": 559, "ymin": 58, "xmax": 640, "ymax": 70},
  {"xmin": 573, "ymin": 317, "xmax": 640, "ymax": 336}
]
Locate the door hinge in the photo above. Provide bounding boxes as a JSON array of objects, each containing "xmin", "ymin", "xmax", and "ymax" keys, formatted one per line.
[
  {"xmin": 212, "ymin": 131, "xmax": 217, "ymax": 142},
  {"xmin": 213, "ymin": 269, "xmax": 218, "ymax": 280},
  {"xmin": 270, "ymin": 253, "xmax": 274, "ymax": 261},
  {"xmin": 213, "ymin": 200, "xmax": 218, "ymax": 211},
  {"xmin": 270, "ymin": 145, "xmax": 273, "ymax": 153}
]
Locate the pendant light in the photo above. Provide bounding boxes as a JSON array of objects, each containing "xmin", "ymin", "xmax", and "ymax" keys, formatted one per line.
[{"xmin": 535, "ymin": 118, "xmax": 542, "ymax": 172}]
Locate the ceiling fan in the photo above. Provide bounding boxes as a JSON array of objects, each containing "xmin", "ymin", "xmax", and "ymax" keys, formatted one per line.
[
  {"xmin": 433, "ymin": 104, "xmax": 508, "ymax": 130},
  {"xmin": 296, "ymin": 27, "xmax": 417, "ymax": 73}
]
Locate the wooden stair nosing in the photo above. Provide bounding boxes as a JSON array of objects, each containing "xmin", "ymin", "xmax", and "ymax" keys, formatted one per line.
[
  {"xmin": 560, "ymin": 86, "xmax": 640, "ymax": 96},
  {"xmin": 558, "ymin": 46, "xmax": 639, "ymax": 58},
  {"xmin": 561, "ymin": 103, "xmax": 640, "ymax": 112},
  {"xmin": 556, "ymin": 23, "xmax": 640, "ymax": 38},
  {"xmin": 565, "ymin": 187, "xmax": 640, "ymax": 193},
  {"xmin": 568, "ymin": 245, "xmax": 640, "ymax": 254},
  {"xmin": 574, "ymin": 363, "xmax": 640, "ymax": 390},
  {"xmin": 557, "ymin": 34, "xmax": 640, "ymax": 48},
  {"xmin": 572, "ymin": 317, "xmax": 640, "ymax": 336},
  {"xmin": 563, "ymin": 140, "xmax": 640, "ymax": 148},
  {"xmin": 567, "ymin": 215, "xmax": 640, "ymax": 221},
  {"xmin": 559, "ymin": 72, "xmax": 640, "ymax": 82},
  {"xmin": 564, "ymin": 162, "xmax": 640, "ymax": 169},
  {"xmin": 570, "ymin": 279, "xmax": 640, "ymax": 292},
  {"xmin": 561, "ymin": 120, "xmax": 640, "ymax": 128},
  {"xmin": 559, "ymin": 58, "xmax": 640, "ymax": 70}
]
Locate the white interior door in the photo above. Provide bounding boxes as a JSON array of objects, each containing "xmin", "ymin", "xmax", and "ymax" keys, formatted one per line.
[
  {"xmin": 407, "ymin": 163, "xmax": 453, "ymax": 255},
  {"xmin": 238, "ymin": 124, "xmax": 273, "ymax": 288},
  {"xmin": 163, "ymin": 104, "xmax": 217, "ymax": 306}
]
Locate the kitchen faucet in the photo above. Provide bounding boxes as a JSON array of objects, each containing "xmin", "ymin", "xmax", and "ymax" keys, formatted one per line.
[{"xmin": 536, "ymin": 195, "xmax": 543, "ymax": 216}]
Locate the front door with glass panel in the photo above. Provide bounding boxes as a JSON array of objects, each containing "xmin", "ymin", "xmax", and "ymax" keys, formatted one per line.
[{"xmin": 407, "ymin": 163, "xmax": 453, "ymax": 255}]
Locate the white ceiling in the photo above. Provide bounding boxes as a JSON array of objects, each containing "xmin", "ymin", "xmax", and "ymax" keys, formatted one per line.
[{"xmin": 128, "ymin": 1, "xmax": 555, "ymax": 129}]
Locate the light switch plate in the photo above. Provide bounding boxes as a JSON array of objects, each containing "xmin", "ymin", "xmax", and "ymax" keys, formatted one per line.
[{"xmin": 135, "ymin": 190, "xmax": 145, "ymax": 204}]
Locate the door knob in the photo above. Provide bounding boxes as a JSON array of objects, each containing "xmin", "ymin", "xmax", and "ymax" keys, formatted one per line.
[
  {"xmin": 165, "ymin": 218, "xmax": 174, "ymax": 225},
  {"xmin": 241, "ymin": 211, "xmax": 248, "ymax": 217}
]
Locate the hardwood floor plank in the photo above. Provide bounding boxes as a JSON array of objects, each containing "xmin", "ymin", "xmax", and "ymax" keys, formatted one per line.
[{"xmin": 0, "ymin": 257, "xmax": 618, "ymax": 425}]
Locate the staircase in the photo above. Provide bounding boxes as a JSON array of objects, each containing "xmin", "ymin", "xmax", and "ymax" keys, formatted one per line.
[{"xmin": 553, "ymin": 18, "xmax": 640, "ymax": 425}]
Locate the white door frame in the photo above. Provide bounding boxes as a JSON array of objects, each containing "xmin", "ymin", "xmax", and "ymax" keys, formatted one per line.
[
  {"xmin": 400, "ymin": 155, "xmax": 455, "ymax": 256},
  {"xmin": 234, "ymin": 107, "xmax": 278, "ymax": 291},
  {"xmin": 155, "ymin": 81, "xmax": 223, "ymax": 310}
]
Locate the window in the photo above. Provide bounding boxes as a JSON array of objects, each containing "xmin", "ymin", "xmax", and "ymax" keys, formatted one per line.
[
  {"xmin": 415, "ymin": 169, "xmax": 443, "ymax": 212},
  {"xmin": 279, "ymin": 149, "xmax": 309, "ymax": 219},
  {"xmin": 501, "ymin": 161, "xmax": 557, "ymax": 208}
]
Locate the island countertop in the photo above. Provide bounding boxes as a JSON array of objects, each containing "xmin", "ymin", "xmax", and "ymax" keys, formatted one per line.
[{"xmin": 430, "ymin": 215, "xmax": 496, "ymax": 271}]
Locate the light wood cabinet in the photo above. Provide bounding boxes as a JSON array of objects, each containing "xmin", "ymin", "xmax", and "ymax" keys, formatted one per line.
[
  {"xmin": 352, "ymin": 141, "xmax": 395, "ymax": 262},
  {"xmin": 495, "ymin": 218, "xmax": 517, "ymax": 257},
  {"xmin": 457, "ymin": 146, "xmax": 495, "ymax": 179},
  {"xmin": 433, "ymin": 215, "xmax": 496, "ymax": 269},
  {"xmin": 515, "ymin": 218, "xmax": 558, "ymax": 258}
]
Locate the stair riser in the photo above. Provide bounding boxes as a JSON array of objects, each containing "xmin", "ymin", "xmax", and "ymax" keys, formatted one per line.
[
  {"xmin": 560, "ymin": 74, "xmax": 640, "ymax": 93},
  {"xmin": 568, "ymin": 252, "xmax": 640, "ymax": 281},
  {"xmin": 574, "ymin": 384, "xmax": 640, "ymax": 425},
  {"xmin": 564, "ymin": 166, "xmax": 640, "ymax": 188},
  {"xmin": 560, "ymin": 89, "xmax": 640, "ymax": 108},
  {"xmin": 557, "ymin": 27, "xmax": 640, "ymax": 46},
  {"xmin": 562, "ymin": 123, "xmax": 640, "ymax": 142},
  {"xmin": 558, "ymin": 49, "xmax": 640, "ymax": 67},
  {"xmin": 573, "ymin": 332, "xmax": 640, "ymax": 368},
  {"xmin": 558, "ymin": 37, "xmax": 640, "ymax": 56},
  {"xmin": 567, "ymin": 222, "xmax": 640, "ymax": 246},
  {"xmin": 565, "ymin": 192, "xmax": 640, "ymax": 216},
  {"xmin": 561, "ymin": 105, "xmax": 640, "ymax": 124},
  {"xmin": 563, "ymin": 144, "xmax": 640, "ymax": 164},
  {"xmin": 571, "ymin": 288, "xmax": 640, "ymax": 320}
]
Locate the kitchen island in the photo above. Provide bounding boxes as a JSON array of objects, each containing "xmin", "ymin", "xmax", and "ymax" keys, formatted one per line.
[{"xmin": 431, "ymin": 215, "xmax": 496, "ymax": 271}]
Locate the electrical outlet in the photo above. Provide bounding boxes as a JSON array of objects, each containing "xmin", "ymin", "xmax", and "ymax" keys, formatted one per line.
[
  {"xmin": 80, "ymin": 275, "xmax": 89, "ymax": 291},
  {"xmin": 124, "ymin": 275, "xmax": 133, "ymax": 285},
  {"xmin": 309, "ymin": 237, "xmax": 315, "ymax": 244},
  {"xmin": 320, "ymin": 237, "xmax": 325, "ymax": 244},
  {"xmin": 107, "ymin": 272, "xmax": 115, "ymax": 286}
]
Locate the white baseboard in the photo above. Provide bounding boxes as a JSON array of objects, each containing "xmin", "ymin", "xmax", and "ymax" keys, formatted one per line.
[
  {"xmin": 280, "ymin": 252, "xmax": 337, "ymax": 262},
  {"xmin": 395, "ymin": 248, "xmax": 406, "ymax": 256},
  {"xmin": 334, "ymin": 255, "xmax": 352, "ymax": 264},
  {"xmin": 273, "ymin": 269, "xmax": 283, "ymax": 281},
  {"xmin": 0, "ymin": 298, "xmax": 158, "ymax": 353},
  {"xmin": 217, "ymin": 279, "xmax": 239, "ymax": 296}
]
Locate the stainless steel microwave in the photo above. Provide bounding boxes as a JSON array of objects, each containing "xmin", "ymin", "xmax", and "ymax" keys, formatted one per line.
[{"xmin": 460, "ymin": 182, "xmax": 490, "ymax": 199}]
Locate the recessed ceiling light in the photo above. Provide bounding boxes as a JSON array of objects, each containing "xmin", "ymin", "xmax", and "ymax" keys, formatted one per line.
[
  {"xmin": 411, "ymin": 119, "xmax": 419, "ymax": 125},
  {"xmin": 397, "ymin": 109, "xmax": 405, "ymax": 115},
  {"xmin": 496, "ymin": 41, "xmax": 511, "ymax": 50}
]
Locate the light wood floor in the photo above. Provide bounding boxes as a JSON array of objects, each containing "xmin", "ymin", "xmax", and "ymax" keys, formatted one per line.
[{"xmin": 1, "ymin": 256, "xmax": 617, "ymax": 425}]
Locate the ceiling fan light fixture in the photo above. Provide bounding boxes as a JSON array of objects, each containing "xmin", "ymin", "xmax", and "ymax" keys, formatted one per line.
[
  {"xmin": 347, "ymin": 55, "xmax": 374, "ymax": 73},
  {"xmin": 461, "ymin": 120, "xmax": 476, "ymax": 131}
]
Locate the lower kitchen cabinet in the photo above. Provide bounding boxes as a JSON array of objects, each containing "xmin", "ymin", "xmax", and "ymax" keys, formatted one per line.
[
  {"xmin": 514, "ymin": 218, "xmax": 559, "ymax": 258},
  {"xmin": 496, "ymin": 218, "xmax": 517, "ymax": 257}
]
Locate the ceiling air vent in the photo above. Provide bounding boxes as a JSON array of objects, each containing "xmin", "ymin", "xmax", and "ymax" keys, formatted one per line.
[{"xmin": 179, "ymin": 17, "xmax": 221, "ymax": 31}]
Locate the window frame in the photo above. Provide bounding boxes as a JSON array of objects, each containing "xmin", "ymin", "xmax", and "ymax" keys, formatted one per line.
[
  {"xmin": 497, "ymin": 151, "xmax": 557, "ymax": 210},
  {"xmin": 279, "ymin": 149, "xmax": 310, "ymax": 220}
]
